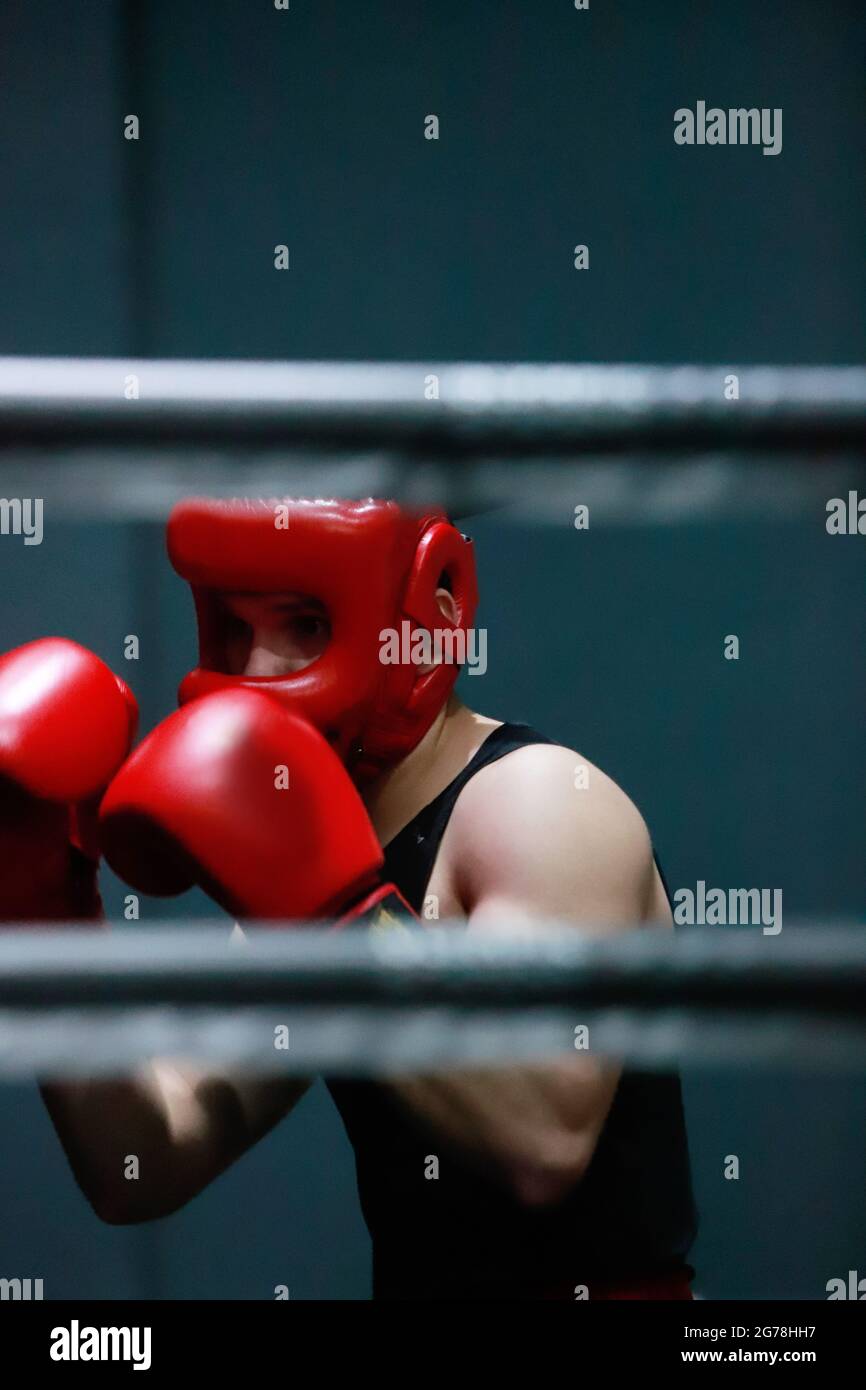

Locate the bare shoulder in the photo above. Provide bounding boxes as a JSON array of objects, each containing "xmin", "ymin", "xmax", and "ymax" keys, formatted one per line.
[
  {"xmin": 452, "ymin": 742, "xmax": 651, "ymax": 857},
  {"xmin": 445, "ymin": 741, "xmax": 657, "ymax": 927}
]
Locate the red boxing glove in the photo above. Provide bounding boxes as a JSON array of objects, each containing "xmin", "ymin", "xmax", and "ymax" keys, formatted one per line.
[
  {"xmin": 99, "ymin": 688, "xmax": 413, "ymax": 926},
  {"xmin": 0, "ymin": 638, "xmax": 138, "ymax": 922}
]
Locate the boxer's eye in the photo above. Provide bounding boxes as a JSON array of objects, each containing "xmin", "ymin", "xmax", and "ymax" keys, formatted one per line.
[
  {"xmin": 223, "ymin": 613, "xmax": 253, "ymax": 672},
  {"xmin": 289, "ymin": 613, "xmax": 329, "ymax": 641},
  {"xmin": 216, "ymin": 593, "xmax": 329, "ymax": 674}
]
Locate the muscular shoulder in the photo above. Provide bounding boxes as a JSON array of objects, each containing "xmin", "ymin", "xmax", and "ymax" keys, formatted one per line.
[{"xmin": 444, "ymin": 742, "xmax": 656, "ymax": 929}]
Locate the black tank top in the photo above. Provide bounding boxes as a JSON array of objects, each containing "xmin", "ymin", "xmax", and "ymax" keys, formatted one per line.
[{"xmin": 327, "ymin": 722, "xmax": 698, "ymax": 1299}]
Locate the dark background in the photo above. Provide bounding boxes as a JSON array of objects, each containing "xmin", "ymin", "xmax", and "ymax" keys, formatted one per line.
[{"xmin": 0, "ymin": 0, "xmax": 864, "ymax": 1299}]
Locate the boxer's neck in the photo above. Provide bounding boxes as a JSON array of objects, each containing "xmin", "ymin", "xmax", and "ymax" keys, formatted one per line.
[{"xmin": 362, "ymin": 695, "xmax": 501, "ymax": 848}]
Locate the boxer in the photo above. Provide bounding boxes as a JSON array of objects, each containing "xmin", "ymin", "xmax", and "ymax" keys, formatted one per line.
[{"xmin": 15, "ymin": 498, "xmax": 696, "ymax": 1300}]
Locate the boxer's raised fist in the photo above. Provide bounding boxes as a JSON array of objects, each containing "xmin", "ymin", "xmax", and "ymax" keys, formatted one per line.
[
  {"xmin": 100, "ymin": 688, "xmax": 395, "ymax": 923},
  {"xmin": 0, "ymin": 638, "xmax": 138, "ymax": 921}
]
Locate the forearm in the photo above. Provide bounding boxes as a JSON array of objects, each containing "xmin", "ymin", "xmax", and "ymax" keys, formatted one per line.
[
  {"xmin": 41, "ymin": 1064, "xmax": 305, "ymax": 1223},
  {"xmin": 41, "ymin": 1067, "xmax": 217, "ymax": 1223}
]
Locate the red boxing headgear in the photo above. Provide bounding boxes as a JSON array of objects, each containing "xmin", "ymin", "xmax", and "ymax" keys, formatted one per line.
[{"xmin": 166, "ymin": 498, "xmax": 479, "ymax": 782}]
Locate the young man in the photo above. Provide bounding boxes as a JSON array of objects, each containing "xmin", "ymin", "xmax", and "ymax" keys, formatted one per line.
[{"xmin": 7, "ymin": 498, "xmax": 697, "ymax": 1299}]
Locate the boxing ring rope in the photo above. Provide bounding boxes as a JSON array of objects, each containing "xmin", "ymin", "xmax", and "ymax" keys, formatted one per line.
[
  {"xmin": 1, "ymin": 357, "xmax": 865, "ymax": 450},
  {"xmin": 0, "ymin": 925, "xmax": 863, "ymax": 1078},
  {"xmin": 1, "ymin": 355, "xmax": 863, "ymax": 520}
]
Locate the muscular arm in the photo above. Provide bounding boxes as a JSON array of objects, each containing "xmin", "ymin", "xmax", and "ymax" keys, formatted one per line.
[
  {"xmin": 386, "ymin": 744, "xmax": 671, "ymax": 1206},
  {"xmin": 40, "ymin": 929, "xmax": 310, "ymax": 1222},
  {"xmin": 41, "ymin": 918, "xmax": 311, "ymax": 1223},
  {"xmin": 42, "ymin": 1064, "xmax": 310, "ymax": 1223}
]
